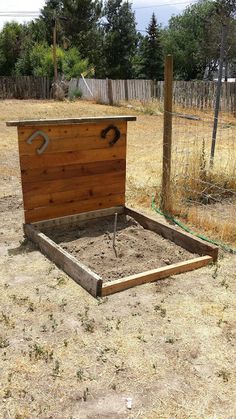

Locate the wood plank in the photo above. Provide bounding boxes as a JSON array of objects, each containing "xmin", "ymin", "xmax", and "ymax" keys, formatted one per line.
[
  {"xmin": 25, "ymin": 193, "xmax": 125, "ymax": 223},
  {"xmin": 20, "ymin": 146, "xmax": 126, "ymax": 170},
  {"xmin": 21, "ymin": 159, "xmax": 126, "ymax": 184},
  {"xmin": 125, "ymin": 207, "xmax": 218, "ymax": 262},
  {"xmin": 101, "ymin": 256, "xmax": 213, "ymax": 296},
  {"xmin": 24, "ymin": 224, "xmax": 102, "ymax": 297},
  {"xmin": 23, "ymin": 173, "xmax": 125, "ymax": 209},
  {"xmin": 32, "ymin": 206, "xmax": 125, "ymax": 230},
  {"xmin": 7, "ymin": 115, "xmax": 137, "ymax": 127},
  {"xmin": 22, "ymin": 170, "xmax": 125, "ymax": 196},
  {"xmin": 18, "ymin": 123, "xmax": 127, "ymax": 156}
]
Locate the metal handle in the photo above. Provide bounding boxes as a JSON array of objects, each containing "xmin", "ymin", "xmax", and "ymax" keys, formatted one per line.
[{"xmin": 27, "ymin": 130, "xmax": 50, "ymax": 155}]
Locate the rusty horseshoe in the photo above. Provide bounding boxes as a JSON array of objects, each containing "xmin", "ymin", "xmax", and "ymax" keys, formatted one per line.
[
  {"xmin": 101, "ymin": 124, "xmax": 121, "ymax": 146},
  {"xmin": 27, "ymin": 130, "xmax": 50, "ymax": 155}
]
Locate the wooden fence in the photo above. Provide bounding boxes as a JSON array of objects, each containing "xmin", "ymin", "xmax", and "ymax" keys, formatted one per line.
[
  {"xmin": 0, "ymin": 76, "xmax": 51, "ymax": 99},
  {"xmin": 69, "ymin": 78, "xmax": 236, "ymax": 113}
]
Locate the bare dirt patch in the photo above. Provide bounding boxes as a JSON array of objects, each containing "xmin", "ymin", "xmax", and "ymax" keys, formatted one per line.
[{"xmin": 47, "ymin": 214, "xmax": 195, "ymax": 281}]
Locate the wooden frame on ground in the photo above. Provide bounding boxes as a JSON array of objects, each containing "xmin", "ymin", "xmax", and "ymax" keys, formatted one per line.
[{"xmin": 24, "ymin": 205, "xmax": 218, "ymax": 298}]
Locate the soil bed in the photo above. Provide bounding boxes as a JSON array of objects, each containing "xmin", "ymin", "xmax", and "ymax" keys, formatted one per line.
[{"xmin": 46, "ymin": 214, "xmax": 196, "ymax": 282}]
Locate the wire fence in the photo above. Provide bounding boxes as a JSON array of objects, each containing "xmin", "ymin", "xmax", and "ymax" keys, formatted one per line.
[{"xmin": 170, "ymin": 111, "xmax": 236, "ymax": 246}]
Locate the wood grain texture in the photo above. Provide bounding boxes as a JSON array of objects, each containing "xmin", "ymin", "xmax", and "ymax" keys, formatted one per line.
[
  {"xmin": 7, "ymin": 116, "xmax": 136, "ymax": 126},
  {"xmin": 23, "ymin": 172, "xmax": 125, "ymax": 209},
  {"xmin": 32, "ymin": 206, "xmax": 125, "ymax": 230},
  {"xmin": 15, "ymin": 118, "xmax": 131, "ymax": 222},
  {"xmin": 20, "ymin": 146, "xmax": 126, "ymax": 170},
  {"xmin": 25, "ymin": 193, "xmax": 125, "ymax": 223},
  {"xmin": 21, "ymin": 159, "xmax": 126, "ymax": 184},
  {"xmin": 125, "ymin": 207, "xmax": 218, "ymax": 262},
  {"xmin": 101, "ymin": 256, "xmax": 213, "ymax": 296},
  {"xmin": 24, "ymin": 223, "xmax": 102, "ymax": 297},
  {"xmin": 18, "ymin": 122, "xmax": 127, "ymax": 155}
]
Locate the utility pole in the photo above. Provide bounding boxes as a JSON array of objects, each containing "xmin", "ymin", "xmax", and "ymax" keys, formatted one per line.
[{"xmin": 52, "ymin": 16, "xmax": 58, "ymax": 84}]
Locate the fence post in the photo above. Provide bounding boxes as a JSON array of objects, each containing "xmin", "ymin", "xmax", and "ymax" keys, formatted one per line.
[
  {"xmin": 160, "ymin": 55, "xmax": 173, "ymax": 214},
  {"xmin": 124, "ymin": 79, "xmax": 129, "ymax": 101},
  {"xmin": 107, "ymin": 79, "xmax": 113, "ymax": 105}
]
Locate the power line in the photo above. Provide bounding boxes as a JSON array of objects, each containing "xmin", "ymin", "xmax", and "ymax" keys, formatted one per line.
[{"xmin": 133, "ymin": 1, "xmax": 196, "ymax": 9}]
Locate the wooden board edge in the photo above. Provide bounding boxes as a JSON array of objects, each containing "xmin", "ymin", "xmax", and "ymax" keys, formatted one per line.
[
  {"xmin": 101, "ymin": 255, "xmax": 213, "ymax": 297},
  {"xmin": 32, "ymin": 206, "xmax": 125, "ymax": 230},
  {"xmin": 24, "ymin": 223, "xmax": 102, "ymax": 297},
  {"xmin": 125, "ymin": 206, "xmax": 219, "ymax": 262},
  {"xmin": 6, "ymin": 116, "xmax": 137, "ymax": 127}
]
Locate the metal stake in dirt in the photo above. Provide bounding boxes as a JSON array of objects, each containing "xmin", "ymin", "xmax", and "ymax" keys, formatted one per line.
[{"xmin": 113, "ymin": 212, "xmax": 118, "ymax": 256}]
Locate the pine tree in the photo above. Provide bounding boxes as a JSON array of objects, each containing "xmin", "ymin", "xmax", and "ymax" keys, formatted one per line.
[
  {"xmin": 103, "ymin": 0, "xmax": 138, "ymax": 79},
  {"xmin": 142, "ymin": 13, "xmax": 163, "ymax": 80}
]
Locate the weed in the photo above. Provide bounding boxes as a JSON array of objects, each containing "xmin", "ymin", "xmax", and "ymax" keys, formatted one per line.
[
  {"xmin": 29, "ymin": 343, "xmax": 53, "ymax": 362},
  {"xmin": 116, "ymin": 318, "xmax": 121, "ymax": 330},
  {"xmin": 0, "ymin": 337, "xmax": 9, "ymax": 348},
  {"xmin": 115, "ymin": 362, "xmax": 125, "ymax": 374},
  {"xmin": 27, "ymin": 302, "xmax": 35, "ymax": 312},
  {"xmin": 165, "ymin": 337, "xmax": 175, "ymax": 344},
  {"xmin": 59, "ymin": 298, "xmax": 67, "ymax": 311},
  {"xmin": 97, "ymin": 297, "xmax": 108, "ymax": 305},
  {"xmin": 137, "ymin": 335, "xmax": 147, "ymax": 343},
  {"xmin": 3, "ymin": 388, "xmax": 12, "ymax": 399},
  {"xmin": 220, "ymin": 279, "xmax": 229, "ymax": 289},
  {"xmin": 217, "ymin": 369, "xmax": 230, "ymax": 382},
  {"xmin": 57, "ymin": 276, "xmax": 67, "ymax": 286},
  {"xmin": 40, "ymin": 324, "xmax": 47, "ymax": 333},
  {"xmin": 0, "ymin": 312, "xmax": 15, "ymax": 328},
  {"xmin": 82, "ymin": 318, "xmax": 95, "ymax": 333},
  {"xmin": 76, "ymin": 368, "xmax": 84, "ymax": 381},
  {"xmin": 52, "ymin": 360, "xmax": 61, "ymax": 378},
  {"xmin": 154, "ymin": 305, "xmax": 166, "ymax": 317}
]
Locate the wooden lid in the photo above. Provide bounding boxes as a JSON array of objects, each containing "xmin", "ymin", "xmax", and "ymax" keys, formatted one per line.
[{"xmin": 6, "ymin": 115, "xmax": 136, "ymax": 127}]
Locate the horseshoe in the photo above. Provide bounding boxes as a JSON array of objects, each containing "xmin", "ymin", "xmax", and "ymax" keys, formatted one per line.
[
  {"xmin": 27, "ymin": 130, "xmax": 50, "ymax": 155},
  {"xmin": 101, "ymin": 124, "xmax": 121, "ymax": 146}
]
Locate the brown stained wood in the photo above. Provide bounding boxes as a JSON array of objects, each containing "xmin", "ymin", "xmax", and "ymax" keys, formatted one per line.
[
  {"xmin": 20, "ymin": 146, "xmax": 126, "ymax": 170},
  {"xmin": 24, "ymin": 224, "xmax": 102, "ymax": 297},
  {"xmin": 22, "ymin": 170, "xmax": 125, "ymax": 196},
  {"xmin": 23, "ymin": 173, "xmax": 125, "ymax": 209},
  {"xmin": 25, "ymin": 193, "xmax": 125, "ymax": 223},
  {"xmin": 161, "ymin": 55, "xmax": 173, "ymax": 213},
  {"xmin": 32, "ymin": 206, "xmax": 125, "ymax": 230},
  {"xmin": 7, "ymin": 115, "xmax": 136, "ymax": 126},
  {"xmin": 18, "ymin": 123, "xmax": 127, "ymax": 156},
  {"xmin": 101, "ymin": 256, "xmax": 213, "ymax": 296},
  {"xmin": 125, "ymin": 207, "xmax": 218, "ymax": 262},
  {"xmin": 21, "ymin": 159, "xmax": 126, "ymax": 184}
]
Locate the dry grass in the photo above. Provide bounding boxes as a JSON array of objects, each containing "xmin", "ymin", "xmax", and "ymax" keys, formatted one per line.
[{"xmin": 0, "ymin": 99, "xmax": 236, "ymax": 418}]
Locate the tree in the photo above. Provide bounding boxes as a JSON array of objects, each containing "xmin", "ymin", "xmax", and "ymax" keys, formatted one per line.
[
  {"xmin": 0, "ymin": 22, "xmax": 26, "ymax": 75},
  {"xmin": 103, "ymin": 0, "xmax": 138, "ymax": 79},
  {"xmin": 162, "ymin": 0, "xmax": 236, "ymax": 81},
  {"xmin": 141, "ymin": 13, "xmax": 163, "ymax": 80},
  {"xmin": 21, "ymin": 43, "xmax": 91, "ymax": 79},
  {"xmin": 39, "ymin": 0, "xmax": 103, "ymax": 74},
  {"xmin": 163, "ymin": 0, "xmax": 221, "ymax": 80}
]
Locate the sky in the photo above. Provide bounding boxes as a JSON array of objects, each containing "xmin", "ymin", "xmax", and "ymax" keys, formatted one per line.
[{"xmin": 0, "ymin": 0, "xmax": 194, "ymax": 30}]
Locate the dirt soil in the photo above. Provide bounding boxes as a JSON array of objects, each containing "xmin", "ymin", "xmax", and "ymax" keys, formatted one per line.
[
  {"xmin": 48, "ymin": 215, "xmax": 196, "ymax": 281},
  {"xmin": 0, "ymin": 100, "xmax": 236, "ymax": 419}
]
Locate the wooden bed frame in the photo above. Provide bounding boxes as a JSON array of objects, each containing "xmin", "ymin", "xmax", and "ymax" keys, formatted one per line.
[
  {"xmin": 23, "ymin": 205, "xmax": 218, "ymax": 297},
  {"xmin": 7, "ymin": 116, "xmax": 218, "ymax": 298}
]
